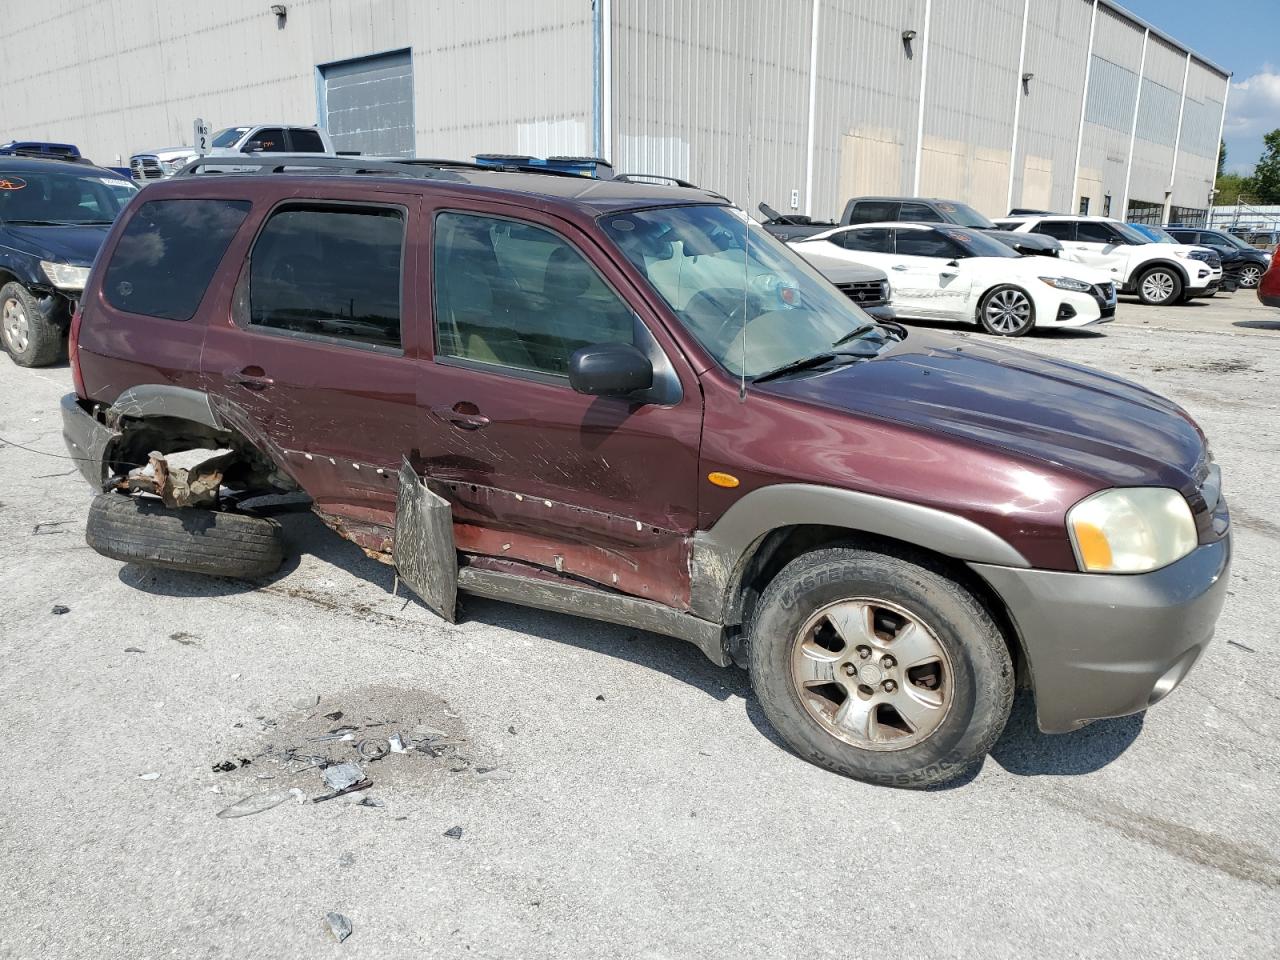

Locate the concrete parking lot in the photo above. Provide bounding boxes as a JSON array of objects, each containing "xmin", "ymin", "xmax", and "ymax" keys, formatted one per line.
[{"xmin": 1, "ymin": 290, "xmax": 1277, "ymax": 959}]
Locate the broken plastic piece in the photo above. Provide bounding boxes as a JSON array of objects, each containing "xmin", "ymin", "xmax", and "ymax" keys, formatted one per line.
[
  {"xmin": 138, "ymin": 772, "xmax": 161, "ymax": 781},
  {"xmin": 355, "ymin": 796, "xmax": 384, "ymax": 808},
  {"xmin": 324, "ymin": 912, "xmax": 353, "ymax": 943},
  {"xmin": 51, "ymin": 605, "xmax": 70, "ymax": 615},
  {"xmin": 474, "ymin": 767, "xmax": 513, "ymax": 781},
  {"xmin": 388, "ymin": 733, "xmax": 407, "ymax": 753},
  {"xmin": 443, "ymin": 826, "xmax": 463, "ymax": 839},
  {"xmin": 212, "ymin": 760, "xmax": 236, "ymax": 773},
  {"xmin": 216, "ymin": 787, "xmax": 305, "ymax": 819},
  {"xmin": 356, "ymin": 738, "xmax": 390, "ymax": 761},
  {"xmin": 322, "ymin": 762, "xmax": 364, "ymax": 792},
  {"xmin": 124, "ymin": 647, "xmax": 144, "ymax": 653},
  {"xmin": 324, "ymin": 711, "xmax": 344, "ymax": 721}
]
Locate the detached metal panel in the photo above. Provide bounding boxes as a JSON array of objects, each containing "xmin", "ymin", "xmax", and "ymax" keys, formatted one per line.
[
  {"xmin": 810, "ymin": 0, "xmax": 929, "ymax": 218},
  {"xmin": 918, "ymin": 0, "xmax": 1024, "ymax": 217},
  {"xmin": 1011, "ymin": 0, "xmax": 1094, "ymax": 214},
  {"xmin": 610, "ymin": 0, "xmax": 810, "ymax": 212},
  {"xmin": 321, "ymin": 50, "xmax": 414, "ymax": 157}
]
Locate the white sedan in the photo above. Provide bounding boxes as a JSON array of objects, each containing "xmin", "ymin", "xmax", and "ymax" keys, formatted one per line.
[{"xmin": 791, "ymin": 222, "xmax": 1116, "ymax": 336}]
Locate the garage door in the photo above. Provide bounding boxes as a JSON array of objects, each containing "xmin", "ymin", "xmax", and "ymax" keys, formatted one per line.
[{"xmin": 320, "ymin": 49, "xmax": 414, "ymax": 158}]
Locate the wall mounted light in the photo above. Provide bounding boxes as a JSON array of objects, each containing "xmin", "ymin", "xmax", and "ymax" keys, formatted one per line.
[
  {"xmin": 1021, "ymin": 72, "xmax": 1034, "ymax": 93},
  {"xmin": 270, "ymin": 3, "xmax": 287, "ymax": 27},
  {"xmin": 902, "ymin": 29, "xmax": 917, "ymax": 58}
]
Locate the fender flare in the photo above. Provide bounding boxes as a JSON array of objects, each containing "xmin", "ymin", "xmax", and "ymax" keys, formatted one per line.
[
  {"xmin": 688, "ymin": 483, "xmax": 1030, "ymax": 623},
  {"xmin": 1133, "ymin": 259, "xmax": 1191, "ymax": 288},
  {"xmin": 111, "ymin": 385, "xmax": 221, "ymax": 428}
]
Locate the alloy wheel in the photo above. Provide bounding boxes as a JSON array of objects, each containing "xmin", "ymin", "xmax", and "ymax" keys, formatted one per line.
[
  {"xmin": 984, "ymin": 288, "xmax": 1031, "ymax": 334},
  {"xmin": 790, "ymin": 598, "xmax": 953, "ymax": 751},
  {"xmin": 1239, "ymin": 265, "xmax": 1262, "ymax": 288},
  {"xmin": 2, "ymin": 297, "xmax": 29, "ymax": 354},
  {"xmin": 1141, "ymin": 271, "xmax": 1176, "ymax": 303}
]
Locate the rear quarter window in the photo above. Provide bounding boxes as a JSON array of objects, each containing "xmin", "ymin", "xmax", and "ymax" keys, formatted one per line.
[{"xmin": 104, "ymin": 198, "xmax": 250, "ymax": 320}]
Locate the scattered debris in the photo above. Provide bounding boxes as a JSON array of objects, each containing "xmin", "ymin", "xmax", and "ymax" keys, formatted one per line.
[
  {"xmin": 314, "ymin": 762, "xmax": 372, "ymax": 802},
  {"xmin": 138, "ymin": 772, "xmax": 161, "ymax": 781},
  {"xmin": 217, "ymin": 787, "xmax": 305, "ymax": 819},
  {"xmin": 388, "ymin": 732, "xmax": 407, "ymax": 753},
  {"xmin": 124, "ymin": 647, "xmax": 144, "ymax": 654},
  {"xmin": 170, "ymin": 632, "xmax": 202, "ymax": 646},
  {"xmin": 324, "ymin": 912, "xmax": 353, "ymax": 943},
  {"xmin": 1227, "ymin": 639, "xmax": 1257, "ymax": 653},
  {"xmin": 211, "ymin": 758, "xmax": 252, "ymax": 773},
  {"xmin": 355, "ymin": 796, "xmax": 384, "ymax": 809},
  {"xmin": 474, "ymin": 766, "xmax": 512, "ymax": 781},
  {"xmin": 324, "ymin": 711, "xmax": 344, "ymax": 722},
  {"xmin": 338, "ymin": 852, "xmax": 355, "ymax": 868},
  {"xmin": 443, "ymin": 826, "xmax": 464, "ymax": 839},
  {"xmin": 119, "ymin": 448, "xmax": 235, "ymax": 508},
  {"xmin": 32, "ymin": 520, "xmax": 69, "ymax": 535},
  {"xmin": 294, "ymin": 694, "xmax": 320, "ymax": 710},
  {"xmin": 508, "ymin": 726, "xmax": 517, "ymax": 735},
  {"xmin": 595, "ymin": 694, "xmax": 606, "ymax": 701},
  {"xmin": 356, "ymin": 738, "xmax": 390, "ymax": 761},
  {"xmin": 51, "ymin": 605, "xmax": 70, "ymax": 615}
]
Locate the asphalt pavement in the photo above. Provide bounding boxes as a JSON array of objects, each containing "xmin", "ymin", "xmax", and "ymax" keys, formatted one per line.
[{"xmin": 0, "ymin": 289, "xmax": 1277, "ymax": 959}]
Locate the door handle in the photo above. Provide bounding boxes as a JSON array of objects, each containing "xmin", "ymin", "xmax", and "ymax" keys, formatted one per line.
[
  {"xmin": 433, "ymin": 404, "xmax": 491, "ymax": 431},
  {"xmin": 891, "ymin": 265, "xmax": 909, "ymax": 271},
  {"xmin": 229, "ymin": 366, "xmax": 274, "ymax": 390}
]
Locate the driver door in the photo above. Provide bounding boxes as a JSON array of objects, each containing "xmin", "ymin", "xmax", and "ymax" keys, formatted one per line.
[{"xmin": 888, "ymin": 228, "xmax": 973, "ymax": 319}]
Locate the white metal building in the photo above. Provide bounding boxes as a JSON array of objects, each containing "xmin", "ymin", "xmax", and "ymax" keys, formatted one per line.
[{"xmin": 2, "ymin": 0, "xmax": 1229, "ymax": 223}]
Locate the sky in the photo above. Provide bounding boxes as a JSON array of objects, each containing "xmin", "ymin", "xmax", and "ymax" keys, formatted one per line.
[{"xmin": 1117, "ymin": 0, "xmax": 1280, "ymax": 175}]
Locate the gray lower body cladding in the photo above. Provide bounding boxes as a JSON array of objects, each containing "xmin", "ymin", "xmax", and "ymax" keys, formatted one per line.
[
  {"xmin": 61, "ymin": 393, "xmax": 118, "ymax": 490},
  {"xmin": 970, "ymin": 535, "xmax": 1231, "ymax": 733}
]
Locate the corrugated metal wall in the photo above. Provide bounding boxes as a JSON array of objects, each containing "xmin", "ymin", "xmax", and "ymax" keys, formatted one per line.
[
  {"xmin": 1173, "ymin": 58, "xmax": 1229, "ymax": 210},
  {"xmin": 1126, "ymin": 36, "xmax": 1185, "ymax": 210},
  {"xmin": 610, "ymin": 0, "xmax": 811, "ymax": 213},
  {"xmin": 1010, "ymin": 0, "xmax": 1094, "ymax": 214},
  {"xmin": 809, "ymin": 0, "xmax": 929, "ymax": 217},
  {"xmin": 917, "ymin": 0, "xmax": 1025, "ymax": 216},
  {"xmin": 1078, "ymin": 3, "xmax": 1147, "ymax": 215}
]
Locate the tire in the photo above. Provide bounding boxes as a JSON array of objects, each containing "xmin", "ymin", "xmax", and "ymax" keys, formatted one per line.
[
  {"xmin": 86, "ymin": 493, "xmax": 285, "ymax": 579},
  {"xmin": 977, "ymin": 285, "xmax": 1035, "ymax": 336},
  {"xmin": 1, "ymin": 282, "xmax": 65, "ymax": 367},
  {"xmin": 1237, "ymin": 264, "xmax": 1263, "ymax": 289},
  {"xmin": 748, "ymin": 547, "xmax": 1014, "ymax": 788},
  {"xmin": 1135, "ymin": 265, "xmax": 1183, "ymax": 306}
]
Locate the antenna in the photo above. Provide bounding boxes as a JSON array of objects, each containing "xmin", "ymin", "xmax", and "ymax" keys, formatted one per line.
[{"xmin": 740, "ymin": 55, "xmax": 756, "ymax": 403}]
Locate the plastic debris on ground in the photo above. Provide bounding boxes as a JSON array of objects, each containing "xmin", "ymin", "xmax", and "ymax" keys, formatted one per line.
[
  {"xmin": 443, "ymin": 826, "xmax": 464, "ymax": 839},
  {"xmin": 217, "ymin": 787, "xmax": 306, "ymax": 820},
  {"xmin": 138, "ymin": 772, "xmax": 161, "ymax": 781},
  {"xmin": 324, "ymin": 912, "xmax": 353, "ymax": 943},
  {"xmin": 51, "ymin": 605, "xmax": 70, "ymax": 615}
]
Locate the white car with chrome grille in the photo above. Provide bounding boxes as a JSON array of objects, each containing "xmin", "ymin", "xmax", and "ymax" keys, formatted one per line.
[{"xmin": 790, "ymin": 222, "xmax": 1116, "ymax": 337}]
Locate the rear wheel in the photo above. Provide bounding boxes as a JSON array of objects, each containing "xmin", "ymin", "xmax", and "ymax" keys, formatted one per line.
[
  {"xmin": 748, "ymin": 547, "xmax": 1014, "ymax": 788},
  {"xmin": 86, "ymin": 493, "xmax": 285, "ymax": 579},
  {"xmin": 1, "ymin": 282, "xmax": 64, "ymax": 367},
  {"xmin": 977, "ymin": 285, "xmax": 1035, "ymax": 336},
  {"xmin": 1238, "ymin": 264, "xmax": 1263, "ymax": 288},
  {"xmin": 1136, "ymin": 266, "xmax": 1183, "ymax": 305}
]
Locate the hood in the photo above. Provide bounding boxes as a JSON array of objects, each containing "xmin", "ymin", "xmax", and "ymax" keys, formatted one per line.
[
  {"xmin": 760, "ymin": 330, "xmax": 1205, "ymax": 490},
  {"xmin": 986, "ymin": 229, "xmax": 1060, "ymax": 253},
  {"xmin": 801, "ymin": 251, "xmax": 887, "ymax": 284},
  {"xmin": 0, "ymin": 222, "xmax": 111, "ymax": 266},
  {"xmin": 133, "ymin": 147, "xmax": 197, "ymax": 161}
]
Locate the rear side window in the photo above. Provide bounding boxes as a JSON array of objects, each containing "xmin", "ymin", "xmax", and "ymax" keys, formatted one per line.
[
  {"xmin": 248, "ymin": 205, "xmax": 404, "ymax": 350},
  {"xmin": 899, "ymin": 202, "xmax": 945, "ymax": 223},
  {"xmin": 847, "ymin": 201, "xmax": 900, "ymax": 224},
  {"xmin": 104, "ymin": 199, "xmax": 250, "ymax": 320},
  {"xmin": 289, "ymin": 129, "xmax": 325, "ymax": 152},
  {"xmin": 1033, "ymin": 220, "xmax": 1077, "ymax": 241},
  {"xmin": 833, "ymin": 228, "xmax": 891, "ymax": 253}
]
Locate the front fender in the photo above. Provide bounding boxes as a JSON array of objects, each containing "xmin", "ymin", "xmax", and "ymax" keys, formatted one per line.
[{"xmin": 688, "ymin": 483, "xmax": 1029, "ymax": 622}]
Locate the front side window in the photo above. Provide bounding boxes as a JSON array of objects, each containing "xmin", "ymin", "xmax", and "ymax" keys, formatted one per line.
[
  {"xmin": 104, "ymin": 199, "xmax": 250, "ymax": 320},
  {"xmin": 249, "ymin": 205, "xmax": 404, "ymax": 349},
  {"xmin": 0, "ymin": 169, "xmax": 136, "ymax": 225},
  {"xmin": 434, "ymin": 212, "xmax": 638, "ymax": 376},
  {"xmin": 602, "ymin": 204, "xmax": 878, "ymax": 378},
  {"xmin": 1077, "ymin": 221, "xmax": 1120, "ymax": 244},
  {"xmin": 248, "ymin": 128, "xmax": 288, "ymax": 153}
]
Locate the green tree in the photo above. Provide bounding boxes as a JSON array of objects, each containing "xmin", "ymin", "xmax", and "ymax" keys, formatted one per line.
[
  {"xmin": 1216, "ymin": 172, "xmax": 1248, "ymax": 205},
  {"xmin": 1218, "ymin": 140, "xmax": 1227, "ymax": 178},
  {"xmin": 1249, "ymin": 129, "xmax": 1280, "ymax": 204}
]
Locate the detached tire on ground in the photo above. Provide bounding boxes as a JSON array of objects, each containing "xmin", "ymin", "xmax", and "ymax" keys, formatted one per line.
[
  {"xmin": 748, "ymin": 546, "xmax": 1014, "ymax": 788},
  {"xmin": 86, "ymin": 493, "xmax": 285, "ymax": 578}
]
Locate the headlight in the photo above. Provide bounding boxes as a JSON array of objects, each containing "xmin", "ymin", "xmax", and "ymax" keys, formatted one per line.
[
  {"xmin": 39, "ymin": 260, "xmax": 91, "ymax": 291},
  {"xmin": 1039, "ymin": 276, "xmax": 1092, "ymax": 292},
  {"xmin": 1067, "ymin": 487, "xmax": 1197, "ymax": 573},
  {"xmin": 161, "ymin": 158, "xmax": 190, "ymax": 174}
]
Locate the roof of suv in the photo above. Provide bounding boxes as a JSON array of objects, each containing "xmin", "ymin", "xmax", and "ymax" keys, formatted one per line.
[
  {"xmin": 0, "ymin": 155, "xmax": 129, "ymax": 178},
  {"xmin": 161, "ymin": 162, "xmax": 726, "ymax": 216},
  {"xmin": 999, "ymin": 214, "xmax": 1124, "ymax": 223}
]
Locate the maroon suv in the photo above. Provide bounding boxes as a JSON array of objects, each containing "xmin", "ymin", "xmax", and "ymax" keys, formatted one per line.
[{"xmin": 61, "ymin": 158, "xmax": 1231, "ymax": 787}]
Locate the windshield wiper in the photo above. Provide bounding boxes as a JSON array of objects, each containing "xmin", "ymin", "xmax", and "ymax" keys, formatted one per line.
[
  {"xmin": 832, "ymin": 323, "xmax": 877, "ymax": 347},
  {"xmin": 752, "ymin": 353, "xmax": 839, "ymax": 384},
  {"xmin": 2, "ymin": 218, "xmax": 66, "ymax": 226}
]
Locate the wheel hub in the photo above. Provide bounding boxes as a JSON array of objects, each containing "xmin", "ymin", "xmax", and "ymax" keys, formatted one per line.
[
  {"xmin": 857, "ymin": 662, "xmax": 884, "ymax": 686},
  {"xmin": 2, "ymin": 297, "xmax": 29, "ymax": 354}
]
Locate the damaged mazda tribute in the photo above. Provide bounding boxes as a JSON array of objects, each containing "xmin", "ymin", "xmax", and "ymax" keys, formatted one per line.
[{"xmin": 61, "ymin": 156, "xmax": 1231, "ymax": 787}]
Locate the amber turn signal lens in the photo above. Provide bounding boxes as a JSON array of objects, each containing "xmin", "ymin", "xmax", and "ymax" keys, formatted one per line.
[
  {"xmin": 1072, "ymin": 520, "xmax": 1114, "ymax": 570},
  {"xmin": 707, "ymin": 472, "xmax": 740, "ymax": 488}
]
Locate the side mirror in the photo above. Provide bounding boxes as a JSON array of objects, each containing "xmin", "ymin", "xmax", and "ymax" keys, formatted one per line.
[
  {"xmin": 242, "ymin": 141, "xmax": 265, "ymax": 154},
  {"xmin": 945, "ymin": 259, "xmax": 960, "ymax": 268},
  {"xmin": 568, "ymin": 342, "xmax": 653, "ymax": 397}
]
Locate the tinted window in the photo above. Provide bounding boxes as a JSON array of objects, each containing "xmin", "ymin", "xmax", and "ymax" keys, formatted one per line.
[
  {"xmin": 289, "ymin": 129, "xmax": 326, "ymax": 152},
  {"xmin": 899, "ymin": 202, "xmax": 945, "ymax": 224},
  {"xmin": 105, "ymin": 199, "xmax": 249, "ymax": 321},
  {"xmin": 1033, "ymin": 220, "xmax": 1077, "ymax": 241},
  {"xmin": 249, "ymin": 206, "xmax": 403, "ymax": 349},
  {"xmin": 0, "ymin": 169, "xmax": 136, "ymax": 224},
  {"xmin": 847, "ymin": 201, "xmax": 899, "ymax": 224},
  {"xmin": 1077, "ymin": 221, "xmax": 1119, "ymax": 244},
  {"xmin": 947, "ymin": 229, "xmax": 1018, "ymax": 258},
  {"xmin": 832, "ymin": 227, "xmax": 891, "ymax": 253},
  {"xmin": 434, "ymin": 212, "xmax": 637, "ymax": 377},
  {"xmin": 937, "ymin": 201, "xmax": 995, "ymax": 228},
  {"xmin": 249, "ymin": 128, "xmax": 288, "ymax": 153},
  {"xmin": 894, "ymin": 229, "xmax": 962, "ymax": 259}
]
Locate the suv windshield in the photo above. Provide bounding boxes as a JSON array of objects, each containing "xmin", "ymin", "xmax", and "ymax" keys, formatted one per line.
[
  {"xmin": 210, "ymin": 127, "xmax": 251, "ymax": 148},
  {"xmin": 937, "ymin": 201, "xmax": 996, "ymax": 229},
  {"xmin": 0, "ymin": 169, "xmax": 136, "ymax": 224},
  {"xmin": 1208, "ymin": 230, "xmax": 1256, "ymax": 251},
  {"xmin": 1110, "ymin": 221, "xmax": 1152, "ymax": 245},
  {"xmin": 602, "ymin": 205, "xmax": 883, "ymax": 379}
]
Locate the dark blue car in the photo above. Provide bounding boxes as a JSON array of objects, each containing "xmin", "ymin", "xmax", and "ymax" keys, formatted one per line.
[{"xmin": 0, "ymin": 156, "xmax": 137, "ymax": 366}]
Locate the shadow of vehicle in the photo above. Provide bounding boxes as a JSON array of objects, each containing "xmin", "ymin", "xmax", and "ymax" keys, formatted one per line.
[
  {"xmin": 1233, "ymin": 319, "xmax": 1280, "ymax": 331},
  {"xmin": 115, "ymin": 506, "xmax": 748, "ymax": 703},
  {"xmin": 989, "ymin": 695, "xmax": 1143, "ymax": 777}
]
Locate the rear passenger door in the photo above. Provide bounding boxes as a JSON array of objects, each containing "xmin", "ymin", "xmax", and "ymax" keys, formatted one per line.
[
  {"xmin": 416, "ymin": 203, "xmax": 704, "ymax": 610},
  {"xmin": 200, "ymin": 193, "xmax": 422, "ymax": 532}
]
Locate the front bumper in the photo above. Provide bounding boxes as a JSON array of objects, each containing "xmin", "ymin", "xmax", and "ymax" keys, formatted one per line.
[
  {"xmin": 60, "ymin": 393, "xmax": 118, "ymax": 490},
  {"xmin": 969, "ymin": 533, "xmax": 1231, "ymax": 733}
]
